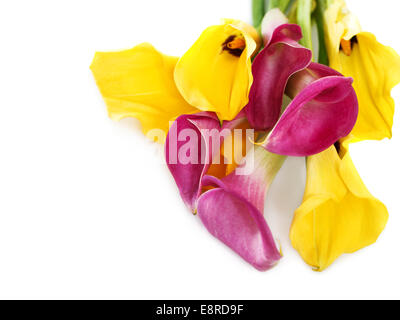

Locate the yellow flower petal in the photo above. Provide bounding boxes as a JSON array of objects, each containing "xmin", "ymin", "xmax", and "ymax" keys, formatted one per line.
[
  {"xmin": 290, "ymin": 146, "xmax": 388, "ymax": 271},
  {"xmin": 90, "ymin": 43, "xmax": 198, "ymax": 141},
  {"xmin": 324, "ymin": 0, "xmax": 400, "ymax": 142},
  {"xmin": 174, "ymin": 20, "xmax": 256, "ymax": 121},
  {"xmin": 336, "ymin": 33, "xmax": 400, "ymax": 142},
  {"xmin": 324, "ymin": 0, "xmax": 362, "ymax": 64}
]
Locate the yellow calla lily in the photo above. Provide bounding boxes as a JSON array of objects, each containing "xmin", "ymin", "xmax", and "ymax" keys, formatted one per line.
[
  {"xmin": 91, "ymin": 20, "xmax": 259, "ymax": 141},
  {"xmin": 174, "ymin": 19, "xmax": 258, "ymax": 121},
  {"xmin": 290, "ymin": 145, "xmax": 388, "ymax": 271},
  {"xmin": 90, "ymin": 43, "xmax": 198, "ymax": 140},
  {"xmin": 324, "ymin": 0, "xmax": 400, "ymax": 143}
]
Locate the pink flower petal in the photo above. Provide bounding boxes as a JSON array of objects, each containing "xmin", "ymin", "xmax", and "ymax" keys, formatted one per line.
[
  {"xmin": 197, "ymin": 147, "xmax": 285, "ymax": 271},
  {"xmin": 245, "ymin": 22, "xmax": 312, "ymax": 131},
  {"xmin": 165, "ymin": 112, "xmax": 221, "ymax": 212},
  {"xmin": 265, "ymin": 73, "xmax": 359, "ymax": 157}
]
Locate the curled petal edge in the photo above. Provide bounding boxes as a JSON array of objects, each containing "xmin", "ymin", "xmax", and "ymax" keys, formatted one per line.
[{"xmin": 265, "ymin": 71, "xmax": 358, "ymax": 157}]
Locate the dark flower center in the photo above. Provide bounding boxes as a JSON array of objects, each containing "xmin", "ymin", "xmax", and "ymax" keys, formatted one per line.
[
  {"xmin": 340, "ymin": 36, "xmax": 358, "ymax": 56},
  {"xmin": 222, "ymin": 35, "xmax": 246, "ymax": 57}
]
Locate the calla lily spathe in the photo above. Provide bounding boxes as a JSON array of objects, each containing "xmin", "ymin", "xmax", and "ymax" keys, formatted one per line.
[
  {"xmin": 245, "ymin": 9, "xmax": 312, "ymax": 131},
  {"xmin": 198, "ymin": 146, "xmax": 285, "ymax": 271},
  {"xmin": 166, "ymin": 111, "xmax": 254, "ymax": 213},
  {"xmin": 324, "ymin": 0, "xmax": 400, "ymax": 143},
  {"xmin": 290, "ymin": 145, "xmax": 388, "ymax": 271},
  {"xmin": 165, "ymin": 112, "xmax": 222, "ymax": 212},
  {"xmin": 246, "ymin": 9, "xmax": 358, "ymax": 157},
  {"xmin": 174, "ymin": 19, "xmax": 259, "ymax": 121},
  {"xmin": 90, "ymin": 43, "xmax": 198, "ymax": 138}
]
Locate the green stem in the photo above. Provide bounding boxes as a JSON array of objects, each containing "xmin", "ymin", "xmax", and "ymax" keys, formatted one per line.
[
  {"xmin": 268, "ymin": 0, "xmax": 291, "ymax": 13},
  {"xmin": 315, "ymin": 0, "xmax": 329, "ymax": 65},
  {"xmin": 252, "ymin": 0, "xmax": 266, "ymax": 29},
  {"xmin": 297, "ymin": 0, "xmax": 313, "ymax": 51}
]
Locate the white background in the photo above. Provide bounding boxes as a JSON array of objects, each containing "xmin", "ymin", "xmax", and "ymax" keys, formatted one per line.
[{"xmin": 0, "ymin": 0, "xmax": 399, "ymax": 300}]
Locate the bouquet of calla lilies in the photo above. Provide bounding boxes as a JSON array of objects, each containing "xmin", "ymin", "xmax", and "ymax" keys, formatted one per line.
[{"xmin": 91, "ymin": 0, "xmax": 400, "ymax": 271}]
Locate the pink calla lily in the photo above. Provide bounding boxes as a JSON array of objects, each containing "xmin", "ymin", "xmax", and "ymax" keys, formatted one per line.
[
  {"xmin": 166, "ymin": 111, "xmax": 250, "ymax": 212},
  {"xmin": 245, "ymin": 9, "xmax": 358, "ymax": 157},
  {"xmin": 165, "ymin": 112, "xmax": 221, "ymax": 212},
  {"xmin": 265, "ymin": 74, "xmax": 358, "ymax": 156},
  {"xmin": 198, "ymin": 146, "xmax": 285, "ymax": 271},
  {"xmin": 245, "ymin": 9, "xmax": 312, "ymax": 131}
]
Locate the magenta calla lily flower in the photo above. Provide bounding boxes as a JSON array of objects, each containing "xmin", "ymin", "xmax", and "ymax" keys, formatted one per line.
[
  {"xmin": 245, "ymin": 10, "xmax": 312, "ymax": 131},
  {"xmin": 166, "ymin": 112, "xmax": 221, "ymax": 212},
  {"xmin": 245, "ymin": 9, "xmax": 358, "ymax": 157},
  {"xmin": 198, "ymin": 146, "xmax": 285, "ymax": 271},
  {"xmin": 265, "ymin": 74, "xmax": 358, "ymax": 156}
]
